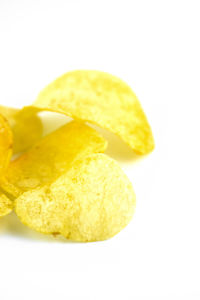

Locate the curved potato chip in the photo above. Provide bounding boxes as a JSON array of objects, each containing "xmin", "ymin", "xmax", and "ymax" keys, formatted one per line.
[
  {"xmin": 15, "ymin": 153, "xmax": 136, "ymax": 242},
  {"xmin": 0, "ymin": 115, "xmax": 13, "ymax": 217},
  {"xmin": 0, "ymin": 192, "xmax": 13, "ymax": 217},
  {"xmin": 1, "ymin": 121, "xmax": 107, "ymax": 198},
  {"xmin": 34, "ymin": 70, "xmax": 154, "ymax": 154},
  {"xmin": 0, "ymin": 105, "xmax": 42, "ymax": 153},
  {"xmin": 0, "ymin": 114, "xmax": 13, "ymax": 178}
]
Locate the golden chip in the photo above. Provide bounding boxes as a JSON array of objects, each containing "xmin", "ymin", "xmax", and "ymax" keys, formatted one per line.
[
  {"xmin": 15, "ymin": 153, "xmax": 136, "ymax": 242},
  {"xmin": 0, "ymin": 191, "xmax": 13, "ymax": 217},
  {"xmin": 0, "ymin": 115, "xmax": 13, "ymax": 217},
  {"xmin": 34, "ymin": 70, "xmax": 154, "ymax": 154},
  {"xmin": 0, "ymin": 114, "xmax": 13, "ymax": 178},
  {"xmin": 0, "ymin": 105, "xmax": 42, "ymax": 153},
  {"xmin": 1, "ymin": 121, "xmax": 107, "ymax": 198}
]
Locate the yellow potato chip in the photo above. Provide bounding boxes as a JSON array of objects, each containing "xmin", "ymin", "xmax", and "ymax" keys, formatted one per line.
[
  {"xmin": 15, "ymin": 153, "xmax": 136, "ymax": 242},
  {"xmin": 0, "ymin": 115, "xmax": 13, "ymax": 217},
  {"xmin": 0, "ymin": 105, "xmax": 42, "ymax": 153},
  {"xmin": 34, "ymin": 70, "xmax": 154, "ymax": 154},
  {"xmin": 0, "ymin": 114, "xmax": 13, "ymax": 178},
  {"xmin": 0, "ymin": 191, "xmax": 13, "ymax": 217},
  {"xmin": 1, "ymin": 121, "xmax": 107, "ymax": 198}
]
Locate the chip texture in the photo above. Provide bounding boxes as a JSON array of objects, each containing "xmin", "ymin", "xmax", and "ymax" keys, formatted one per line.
[
  {"xmin": 0, "ymin": 192, "xmax": 13, "ymax": 217},
  {"xmin": 34, "ymin": 70, "xmax": 154, "ymax": 154},
  {"xmin": 15, "ymin": 153, "xmax": 136, "ymax": 242},
  {"xmin": 0, "ymin": 105, "xmax": 42, "ymax": 153},
  {"xmin": 1, "ymin": 121, "xmax": 107, "ymax": 198},
  {"xmin": 0, "ymin": 114, "xmax": 13, "ymax": 178}
]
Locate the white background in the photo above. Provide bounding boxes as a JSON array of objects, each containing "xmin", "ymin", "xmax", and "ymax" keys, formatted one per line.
[{"xmin": 0, "ymin": 0, "xmax": 200, "ymax": 299}]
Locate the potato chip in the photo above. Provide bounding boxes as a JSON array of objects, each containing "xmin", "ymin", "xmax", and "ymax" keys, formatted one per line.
[
  {"xmin": 15, "ymin": 153, "xmax": 136, "ymax": 242},
  {"xmin": 0, "ymin": 105, "xmax": 42, "ymax": 153},
  {"xmin": 0, "ymin": 192, "xmax": 13, "ymax": 217},
  {"xmin": 0, "ymin": 114, "xmax": 13, "ymax": 178},
  {"xmin": 1, "ymin": 121, "xmax": 107, "ymax": 198},
  {"xmin": 34, "ymin": 70, "xmax": 154, "ymax": 154},
  {"xmin": 0, "ymin": 115, "xmax": 13, "ymax": 217}
]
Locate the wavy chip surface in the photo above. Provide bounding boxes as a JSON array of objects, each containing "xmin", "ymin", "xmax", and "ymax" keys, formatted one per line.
[
  {"xmin": 34, "ymin": 70, "xmax": 154, "ymax": 154},
  {"xmin": 15, "ymin": 154, "xmax": 136, "ymax": 242},
  {"xmin": 1, "ymin": 121, "xmax": 107, "ymax": 198},
  {"xmin": 0, "ymin": 115, "xmax": 13, "ymax": 217},
  {"xmin": 0, "ymin": 105, "xmax": 42, "ymax": 153},
  {"xmin": 0, "ymin": 192, "xmax": 13, "ymax": 217},
  {"xmin": 0, "ymin": 114, "xmax": 13, "ymax": 178}
]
